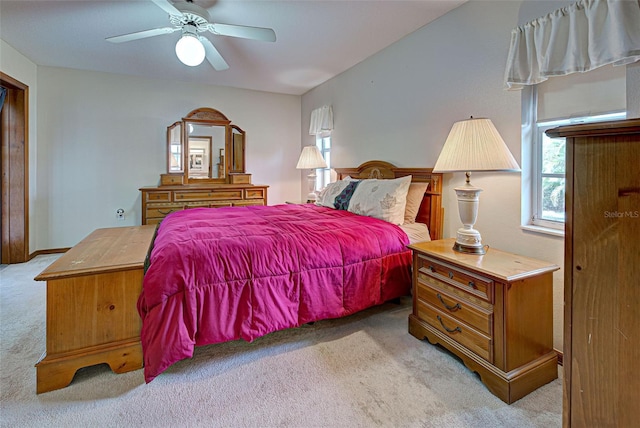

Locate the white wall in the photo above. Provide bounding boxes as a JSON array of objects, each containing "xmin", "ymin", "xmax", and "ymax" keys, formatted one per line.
[
  {"xmin": 0, "ymin": 39, "xmax": 38, "ymax": 253},
  {"xmin": 33, "ymin": 67, "xmax": 301, "ymax": 249},
  {"xmin": 301, "ymin": 0, "xmax": 595, "ymax": 352}
]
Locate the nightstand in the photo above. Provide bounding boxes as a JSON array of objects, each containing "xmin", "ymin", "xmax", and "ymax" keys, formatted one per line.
[{"xmin": 408, "ymin": 238, "xmax": 559, "ymax": 404}]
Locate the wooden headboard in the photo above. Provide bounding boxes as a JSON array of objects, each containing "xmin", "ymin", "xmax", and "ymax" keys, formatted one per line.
[{"xmin": 334, "ymin": 160, "xmax": 444, "ymax": 241}]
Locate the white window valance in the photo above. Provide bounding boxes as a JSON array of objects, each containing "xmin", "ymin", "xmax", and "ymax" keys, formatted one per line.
[
  {"xmin": 309, "ymin": 105, "xmax": 333, "ymax": 136},
  {"xmin": 504, "ymin": 0, "xmax": 640, "ymax": 90}
]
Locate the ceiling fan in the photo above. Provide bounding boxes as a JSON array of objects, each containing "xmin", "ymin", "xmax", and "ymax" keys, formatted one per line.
[{"xmin": 105, "ymin": 0, "xmax": 276, "ymax": 70}]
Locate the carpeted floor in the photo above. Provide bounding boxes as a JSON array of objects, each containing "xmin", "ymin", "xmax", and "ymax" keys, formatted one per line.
[{"xmin": 0, "ymin": 255, "xmax": 562, "ymax": 427}]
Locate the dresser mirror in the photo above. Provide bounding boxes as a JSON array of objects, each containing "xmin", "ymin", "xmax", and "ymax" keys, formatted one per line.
[
  {"xmin": 167, "ymin": 122, "xmax": 183, "ymax": 173},
  {"xmin": 230, "ymin": 125, "xmax": 245, "ymax": 174},
  {"xmin": 166, "ymin": 107, "xmax": 246, "ymax": 184}
]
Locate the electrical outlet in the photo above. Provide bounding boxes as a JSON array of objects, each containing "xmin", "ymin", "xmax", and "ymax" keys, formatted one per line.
[{"xmin": 116, "ymin": 208, "xmax": 125, "ymax": 221}]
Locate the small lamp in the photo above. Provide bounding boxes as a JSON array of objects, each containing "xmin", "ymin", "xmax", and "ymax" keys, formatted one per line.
[
  {"xmin": 175, "ymin": 25, "xmax": 205, "ymax": 67},
  {"xmin": 296, "ymin": 145, "xmax": 328, "ymax": 203},
  {"xmin": 433, "ymin": 117, "xmax": 520, "ymax": 254}
]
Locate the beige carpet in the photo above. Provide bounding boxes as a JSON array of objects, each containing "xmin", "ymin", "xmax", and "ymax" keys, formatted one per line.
[{"xmin": 0, "ymin": 255, "xmax": 562, "ymax": 427}]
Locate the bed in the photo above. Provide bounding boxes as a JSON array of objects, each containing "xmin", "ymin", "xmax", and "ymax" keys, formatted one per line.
[{"xmin": 138, "ymin": 161, "xmax": 443, "ymax": 382}]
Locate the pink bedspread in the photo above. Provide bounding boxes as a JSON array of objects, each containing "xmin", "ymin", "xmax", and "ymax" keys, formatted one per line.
[{"xmin": 138, "ymin": 204, "xmax": 411, "ymax": 382}]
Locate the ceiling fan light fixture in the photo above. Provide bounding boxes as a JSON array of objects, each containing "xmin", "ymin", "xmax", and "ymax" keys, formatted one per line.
[
  {"xmin": 106, "ymin": 1, "xmax": 276, "ymax": 71},
  {"xmin": 175, "ymin": 29, "xmax": 205, "ymax": 67}
]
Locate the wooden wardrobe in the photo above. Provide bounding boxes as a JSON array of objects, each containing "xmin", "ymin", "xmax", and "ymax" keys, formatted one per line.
[{"xmin": 547, "ymin": 118, "xmax": 640, "ymax": 427}]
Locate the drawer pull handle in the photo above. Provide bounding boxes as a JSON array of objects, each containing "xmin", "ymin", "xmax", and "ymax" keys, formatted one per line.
[
  {"xmin": 437, "ymin": 294, "xmax": 461, "ymax": 311},
  {"xmin": 428, "ymin": 265, "xmax": 435, "ymax": 272},
  {"xmin": 158, "ymin": 209, "xmax": 174, "ymax": 215},
  {"xmin": 448, "ymin": 271, "xmax": 454, "ymax": 279},
  {"xmin": 437, "ymin": 315, "xmax": 462, "ymax": 334},
  {"xmin": 468, "ymin": 281, "xmax": 476, "ymax": 289}
]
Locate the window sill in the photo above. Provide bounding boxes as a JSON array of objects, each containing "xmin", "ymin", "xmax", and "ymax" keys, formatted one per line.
[{"xmin": 520, "ymin": 224, "xmax": 565, "ymax": 238}]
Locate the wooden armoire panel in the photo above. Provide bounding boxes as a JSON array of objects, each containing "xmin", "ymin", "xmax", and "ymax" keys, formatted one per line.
[{"xmin": 547, "ymin": 119, "xmax": 640, "ymax": 427}]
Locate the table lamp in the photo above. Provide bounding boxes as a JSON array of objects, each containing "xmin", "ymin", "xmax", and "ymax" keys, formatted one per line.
[
  {"xmin": 433, "ymin": 117, "xmax": 520, "ymax": 254},
  {"xmin": 296, "ymin": 145, "xmax": 328, "ymax": 203}
]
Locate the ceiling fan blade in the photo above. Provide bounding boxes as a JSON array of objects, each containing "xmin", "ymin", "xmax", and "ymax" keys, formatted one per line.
[
  {"xmin": 151, "ymin": 0, "xmax": 182, "ymax": 16},
  {"xmin": 106, "ymin": 27, "xmax": 179, "ymax": 43},
  {"xmin": 200, "ymin": 37, "xmax": 229, "ymax": 71},
  {"xmin": 209, "ymin": 23, "xmax": 276, "ymax": 42}
]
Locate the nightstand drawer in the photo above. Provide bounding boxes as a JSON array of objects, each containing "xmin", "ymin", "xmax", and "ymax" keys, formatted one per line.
[
  {"xmin": 416, "ymin": 282, "xmax": 492, "ymax": 336},
  {"xmin": 416, "ymin": 254, "xmax": 493, "ymax": 302},
  {"xmin": 417, "ymin": 300, "xmax": 492, "ymax": 362}
]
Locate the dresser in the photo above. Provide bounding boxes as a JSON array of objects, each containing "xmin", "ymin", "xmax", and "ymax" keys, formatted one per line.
[
  {"xmin": 34, "ymin": 226, "xmax": 156, "ymax": 393},
  {"xmin": 140, "ymin": 184, "xmax": 268, "ymax": 224},
  {"xmin": 546, "ymin": 118, "xmax": 640, "ymax": 427},
  {"xmin": 408, "ymin": 239, "xmax": 559, "ymax": 404}
]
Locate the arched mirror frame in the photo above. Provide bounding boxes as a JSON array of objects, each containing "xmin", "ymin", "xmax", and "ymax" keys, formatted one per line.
[
  {"xmin": 166, "ymin": 107, "xmax": 246, "ymax": 185},
  {"xmin": 167, "ymin": 121, "xmax": 183, "ymax": 173},
  {"xmin": 230, "ymin": 125, "xmax": 246, "ymax": 174}
]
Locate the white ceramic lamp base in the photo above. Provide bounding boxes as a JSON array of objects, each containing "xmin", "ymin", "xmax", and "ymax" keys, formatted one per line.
[
  {"xmin": 306, "ymin": 171, "xmax": 318, "ymax": 203},
  {"xmin": 453, "ymin": 183, "xmax": 486, "ymax": 255}
]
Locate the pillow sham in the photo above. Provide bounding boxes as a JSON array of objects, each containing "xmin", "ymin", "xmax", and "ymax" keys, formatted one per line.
[
  {"xmin": 403, "ymin": 182, "xmax": 429, "ymax": 224},
  {"xmin": 334, "ymin": 181, "xmax": 361, "ymax": 210},
  {"xmin": 347, "ymin": 175, "xmax": 412, "ymax": 225},
  {"xmin": 316, "ymin": 180, "xmax": 351, "ymax": 208}
]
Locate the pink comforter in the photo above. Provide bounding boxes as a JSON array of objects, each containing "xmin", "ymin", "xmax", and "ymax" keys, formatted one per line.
[{"xmin": 138, "ymin": 204, "xmax": 411, "ymax": 382}]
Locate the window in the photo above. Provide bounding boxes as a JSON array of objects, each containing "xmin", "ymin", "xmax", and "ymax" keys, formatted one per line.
[
  {"xmin": 531, "ymin": 111, "xmax": 626, "ymax": 230},
  {"xmin": 315, "ymin": 134, "xmax": 331, "ymax": 191}
]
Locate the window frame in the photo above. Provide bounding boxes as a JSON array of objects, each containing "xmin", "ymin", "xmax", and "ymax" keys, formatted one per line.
[
  {"xmin": 315, "ymin": 134, "xmax": 331, "ymax": 191},
  {"xmin": 529, "ymin": 111, "xmax": 626, "ymax": 231},
  {"xmin": 532, "ymin": 121, "xmax": 566, "ymax": 230}
]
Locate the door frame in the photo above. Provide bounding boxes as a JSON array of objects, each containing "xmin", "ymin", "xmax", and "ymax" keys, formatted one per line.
[{"xmin": 1, "ymin": 72, "xmax": 29, "ymax": 264}]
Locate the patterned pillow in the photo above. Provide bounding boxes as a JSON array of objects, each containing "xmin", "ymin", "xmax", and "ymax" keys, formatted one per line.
[
  {"xmin": 334, "ymin": 181, "xmax": 361, "ymax": 210},
  {"xmin": 316, "ymin": 180, "xmax": 351, "ymax": 208},
  {"xmin": 347, "ymin": 175, "xmax": 412, "ymax": 225}
]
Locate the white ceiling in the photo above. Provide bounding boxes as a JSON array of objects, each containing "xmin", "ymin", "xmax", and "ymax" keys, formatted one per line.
[{"xmin": 0, "ymin": 0, "xmax": 466, "ymax": 96}]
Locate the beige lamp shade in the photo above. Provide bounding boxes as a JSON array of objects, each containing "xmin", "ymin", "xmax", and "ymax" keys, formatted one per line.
[
  {"xmin": 297, "ymin": 145, "xmax": 327, "ymax": 203},
  {"xmin": 433, "ymin": 117, "xmax": 519, "ymax": 255},
  {"xmin": 296, "ymin": 145, "xmax": 328, "ymax": 169},
  {"xmin": 432, "ymin": 118, "xmax": 520, "ymax": 173}
]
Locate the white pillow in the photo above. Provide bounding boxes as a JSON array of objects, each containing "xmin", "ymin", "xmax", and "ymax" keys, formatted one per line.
[
  {"xmin": 347, "ymin": 175, "xmax": 412, "ymax": 225},
  {"xmin": 316, "ymin": 180, "xmax": 351, "ymax": 208}
]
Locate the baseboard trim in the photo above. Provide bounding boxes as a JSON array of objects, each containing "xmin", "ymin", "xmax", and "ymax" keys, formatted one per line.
[
  {"xmin": 29, "ymin": 248, "xmax": 70, "ymax": 260},
  {"xmin": 555, "ymin": 349, "xmax": 563, "ymax": 366}
]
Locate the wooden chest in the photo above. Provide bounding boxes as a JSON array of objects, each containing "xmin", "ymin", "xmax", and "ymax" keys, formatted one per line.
[{"xmin": 34, "ymin": 225, "xmax": 156, "ymax": 393}]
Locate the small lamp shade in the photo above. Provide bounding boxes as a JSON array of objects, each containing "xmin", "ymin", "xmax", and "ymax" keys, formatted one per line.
[
  {"xmin": 433, "ymin": 117, "xmax": 520, "ymax": 254},
  {"xmin": 296, "ymin": 146, "xmax": 328, "ymax": 170},
  {"xmin": 297, "ymin": 145, "xmax": 327, "ymax": 203}
]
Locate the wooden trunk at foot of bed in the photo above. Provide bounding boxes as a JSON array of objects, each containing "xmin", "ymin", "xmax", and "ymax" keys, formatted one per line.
[{"xmin": 334, "ymin": 160, "xmax": 443, "ymax": 241}]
